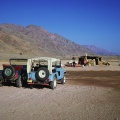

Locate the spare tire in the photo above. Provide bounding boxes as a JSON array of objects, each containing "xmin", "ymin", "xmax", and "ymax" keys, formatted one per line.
[
  {"xmin": 35, "ymin": 67, "xmax": 49, "ymax": 81},
  {"xmin": 2, "ymin": 66, "xmax": 15, "ymax": 79}
]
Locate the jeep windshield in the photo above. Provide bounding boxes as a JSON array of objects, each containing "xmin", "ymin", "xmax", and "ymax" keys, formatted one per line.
[{"xmin": 9, "ymin": 58, "xmax": 27, "ymax": 65}]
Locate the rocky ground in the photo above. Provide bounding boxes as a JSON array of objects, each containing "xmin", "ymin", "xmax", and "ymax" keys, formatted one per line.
[{"xmin": 0, "ymin": 61, "xmax": 120, "ymax": 120}]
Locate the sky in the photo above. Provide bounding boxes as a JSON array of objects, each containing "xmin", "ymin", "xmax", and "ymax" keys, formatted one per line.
[{"xmin": 0, "ymin": 0, "xmax": 120, "ymax": 54}]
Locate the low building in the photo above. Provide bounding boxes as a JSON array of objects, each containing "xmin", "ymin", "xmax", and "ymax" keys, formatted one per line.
[{"xmin": 78, "ymin": 56, "xmax": 102, "ymax": 66}]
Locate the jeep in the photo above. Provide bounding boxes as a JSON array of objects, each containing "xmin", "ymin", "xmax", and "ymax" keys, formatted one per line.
[
  {"xmin": 2, "ymin": 58, "xmax": 28, "ymax": 87},
  {"xmin": 1, "ymin": 57, "xmax": 66, "ymax": 89},
  {"xmin": 27, "ymin": 57, "xmax": 66, "ymax": 89}
]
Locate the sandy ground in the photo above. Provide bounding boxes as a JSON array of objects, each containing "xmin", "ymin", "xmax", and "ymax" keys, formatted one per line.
[
  {"xmin": 0, "ymin": 61, "xmax": 120, "ymax": 120},
  {"xmin": 63, "ymin": 65, "xmax": 120, "ymax": 71}
]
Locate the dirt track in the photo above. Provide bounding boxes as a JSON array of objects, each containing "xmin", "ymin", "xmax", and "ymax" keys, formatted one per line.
[{"xmin": 0, "ymin": 70, "xmax": 120, "ymax": 120}]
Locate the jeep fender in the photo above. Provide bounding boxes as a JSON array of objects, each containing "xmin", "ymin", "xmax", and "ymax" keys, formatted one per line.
[{"xmin": 48, "ymin": 73, "xmax": 57, "ymax": 81}]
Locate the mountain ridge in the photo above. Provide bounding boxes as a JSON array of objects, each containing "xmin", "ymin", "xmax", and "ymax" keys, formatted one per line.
[
  {"xmin": 0, "ymin": 23, "xmax": 116, "ymax": 58},
  {"xmin": 83, "ymin": 45, "xmax": 116, "ymax": 56}
]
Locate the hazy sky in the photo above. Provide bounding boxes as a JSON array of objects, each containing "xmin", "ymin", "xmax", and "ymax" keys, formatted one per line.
[{"xmin": 0, "ymin": 0, "xmax": 120, "ymax": 54}]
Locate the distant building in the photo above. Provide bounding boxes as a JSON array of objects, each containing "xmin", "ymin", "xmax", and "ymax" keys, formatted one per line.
[{"xmin": 78, "ymin": 56, "xmax": 102, "ymax": 65}]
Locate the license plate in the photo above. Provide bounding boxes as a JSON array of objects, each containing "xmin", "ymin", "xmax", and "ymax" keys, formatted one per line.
[{"xmin": 27, "ymin": 80, "xmax": 32, "ymax": 83}]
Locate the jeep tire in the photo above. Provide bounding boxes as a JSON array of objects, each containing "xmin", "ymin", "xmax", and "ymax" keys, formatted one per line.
[
  {"xmin": 2, "ymin": 66, "xmax": 15, "ymax": 79},
  {"xmin": 0, "ymin": 80, "xmax": 3, "ymax": 87},
  {"xmin": 16, "ymin": 76, "xmax": 22, "ymax": 88},
  {"xmin": 35, "ymin": 67, "xmax": 49, "ymax": 81},
  {"xmin": 61, "ymin": 76, "xmax": 66, "ymax": 84},
  {"xmin": 0, "ymin": 76, "xmax": 3, "ymax": 86},
  {"xmin": 50, "ymin": 76, "xmax": 57, "ymax": 90},
  {"xmin": 21, "ymin": 71, "xmax": 27, "ymax": 87}
]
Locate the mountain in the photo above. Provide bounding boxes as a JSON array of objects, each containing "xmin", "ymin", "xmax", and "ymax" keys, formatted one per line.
[
  {"xmin": 83, "ymin": 45, "xmax": 116, "ymax": 56},
  {"xmin": 0, "ymin": 23, "xmax": 115, "ymax": 58}
]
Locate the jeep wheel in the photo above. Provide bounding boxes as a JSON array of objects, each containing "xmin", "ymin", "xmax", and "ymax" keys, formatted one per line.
[
  {"xmin": 29, "ymin": 85, "xmax": 33, "ymax": 89},
  {"xmin": 0, "ymin": 76, "xmax": 3, "ymax": 86},
  {"xmin": 21, "ymin": 71, "xmax": 27, "ymax": 87},
  {"xmin": 16, "ymin": 76, "xmax": 22, "ymax": 88},
  {"xmin": 50, "ymin": 76, "xmax": 57, "ymax": 90},
  {"xmin": 61, "ymin": 76, "xmax": 66, "ymax": 84},
  {"xmin": 0, "ymin": 80, "xmax": 2, "ymax": 87},
  {"xmin": 3, "ymin": 66, "xmax": 15, "ymax": 79},
  {"xmin": 35, "ymin": 67, "xmax": 49, "ymax": 81}
]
